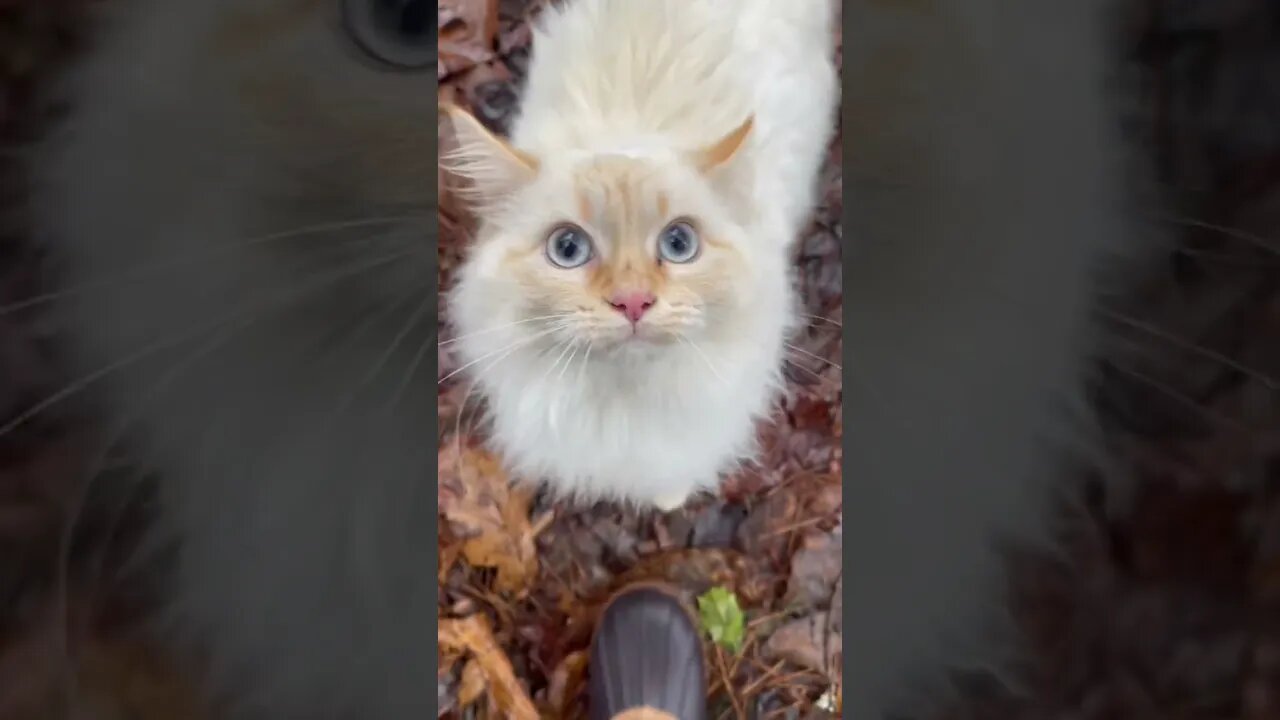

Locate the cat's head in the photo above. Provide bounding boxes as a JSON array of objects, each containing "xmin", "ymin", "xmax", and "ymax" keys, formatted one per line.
[{"xmin": 444, "ymin": 105, "xmax": 785, "ymax": 363}]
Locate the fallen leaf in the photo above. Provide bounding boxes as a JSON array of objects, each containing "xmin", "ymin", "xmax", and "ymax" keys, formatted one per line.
[
  {"xmin": 438, "ymin": 0, "xmax": 500, "ymax": 79},
  {"xmin": 438, "ymin": 538, "xmax": 460, "ymax": 584},
  {"xmin": 612, "ymin": 548, "xmax": 770, "ymax": 606},
  {"xmin": 763, "ymin": 612, "xmax": 841, "ymax": 680},
  {"xmin": 456, "ymin": 658, "xmax": 487, "ymax": 708},
  {"xmin": 438, "ymin": 440, "xmax": 539, "ymax": 595},
  {"xmin": 545, "ymin": 649, "xmax": 588, "ymax": 716},
  {"xmin": 438, "ymin": 614, "xmax": 538, "ymax": 720},
  {"xmin": 783, "ymin": 527, "xmax": 842, "ymax": 612},
  {"xmin": 734, "ymin": 490, "xmax": 797, "ymax": 561},
  {"xmin": 697, "ymin": 586, "xmax": 746, "ymax": 653}
]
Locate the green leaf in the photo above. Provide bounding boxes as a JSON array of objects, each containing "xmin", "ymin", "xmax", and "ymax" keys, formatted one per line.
[{"xmin": 696, "ymin": 586, "xmax": 745, "ymax": 653}]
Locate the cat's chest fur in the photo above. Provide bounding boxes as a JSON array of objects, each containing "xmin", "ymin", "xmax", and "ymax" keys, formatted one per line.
[{"xmin": 473, "ymin": 332, "xmax": 785, "ymax": 509}]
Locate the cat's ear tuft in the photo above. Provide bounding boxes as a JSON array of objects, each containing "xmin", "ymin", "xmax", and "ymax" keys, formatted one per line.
[
  {"xmin": 441, "ymin": 103, "xmax": 539, "ymax": 211},
  {"xmin": 694, "ymin": 115, "xmax": 754, "ymax": 173}
]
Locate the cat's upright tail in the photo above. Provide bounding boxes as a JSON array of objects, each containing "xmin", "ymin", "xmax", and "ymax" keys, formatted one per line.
[
  {"xmin": 846, "ymin": 0, "xmax": 1139, "ymax": 715},
  {"xmin": 729, "ymin": 0, "xmax": 839, "ymax": 240}
]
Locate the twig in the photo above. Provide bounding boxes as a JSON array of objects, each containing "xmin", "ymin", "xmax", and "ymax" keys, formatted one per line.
[
  {"xmin": 714, "ymin": 645, "xmax": 746, "ymax": 720},
  {"xmin": 738, "ymin": 659, "xmax": 786, "ymax": 701},
  {"xmin": 762, "ymin": 514, "xmax": 828, "ymax": 539}
]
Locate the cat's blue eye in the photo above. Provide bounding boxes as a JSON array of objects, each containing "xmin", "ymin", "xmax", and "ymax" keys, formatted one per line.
[
  {"xmin": 546, "ymin": 226, "xmax": 594, "ymax": 269},
  {"xmin": 342, "ymin": 0, "xmax": 434, "ymax": 70},
  {"xmin": 658, "ymin": 221, "xmax": 700, "ymax": 264}
]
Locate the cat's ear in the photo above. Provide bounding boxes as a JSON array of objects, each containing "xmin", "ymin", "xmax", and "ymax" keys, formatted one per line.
[
  {"xmin": 441, "ymin": 102, "xmax": 539, "ymax": 210},
  {"xmin": 694, "ymin": 115, "xmax": 754, "ymax": 173},
  {"xmin": 692, "ymin": 115, "xmax": 755, "ymax": 208}
]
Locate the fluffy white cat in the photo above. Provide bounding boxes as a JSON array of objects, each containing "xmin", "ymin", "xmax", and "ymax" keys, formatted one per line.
[{"xmin": 445, "ymin": 0, "xmax": 839, "ymax": 509}]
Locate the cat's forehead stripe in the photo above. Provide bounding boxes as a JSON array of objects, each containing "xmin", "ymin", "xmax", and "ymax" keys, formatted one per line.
[
  {"xmin": 568, "ymin": 160, "xmax": 732, "ymax": 256},
  {"xmin": 566, "ymin": 145, "xmax": 663, "ymax": 162},
  {"xmin": 573, "ymin": 157, "xmax": 668, "ymax": 230}
]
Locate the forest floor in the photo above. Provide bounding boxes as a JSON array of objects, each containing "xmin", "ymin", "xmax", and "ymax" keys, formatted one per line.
[{"xmin": 0, "ymin": 0, "xmax": 1278, "ymax": 719}]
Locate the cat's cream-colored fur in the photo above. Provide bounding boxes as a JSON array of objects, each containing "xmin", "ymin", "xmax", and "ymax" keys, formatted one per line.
[{"xmin": 446, "ymin": 0, "xmax": 838, "ymax": 509}]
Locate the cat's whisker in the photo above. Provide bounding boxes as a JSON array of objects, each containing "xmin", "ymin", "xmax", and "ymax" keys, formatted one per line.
[
  {"xmin": 556, "ymin": 341, "xmax": 582, "ymax": 383},
  {"xmin": 437, "ymin": 326, "xmax": 564, "ymax": 386},
  {"xmin": 530, "ymin": 341, "xmax": 558, "ymax": 362},
  {"xmin": 328, "ymin": 294, "xmax": 435, "ymax": 420},
  {"xmin": 785, "ymin": 343, "xmax": 842, "ymax": 371},
  {"xmin": 453, "ymin": 378, "xmax": 477, "ymax": 467},
  {"xmin": 1097, "ymin": 306, "xmax": 1279, "ymax": 390},
  {"xmin": 523, "ymin": 324, "xmax": 576, "ymax": 365},
  {"xmin": 437, "ymin": 313, "xmax": 576, "ymax": 347},
  {"xmin": 576, "ymin": 342, "xmax": 594, "ymax": 386},
  {"xmin": 539, "ymin": 338, "xmax": 579, "ymax": 385},
  {"xmin": 448, "ymin": 330, "xmax": 540, "ymax": 458},
  {"xmin": 73, "ymin": 285, "xmax": 425, "ymax": 629},
  {"xmin": 677, "ymin": 334, "xmax": 727, "ymax": 386},
  {"xmin": 800, "ymin": 313, "xmax": 842, "ymax": 328},
  {"xmin": 1154, "ymin": 213, "xmax": 1280, "ymax": 257},
  {"xmin": 0, "ymin": 247, "xmax": 414, "ymax": 441},
  {"xmin": 783, "ymin": 357, "xmax": 843, "ymax": 392},
  {"xmin": 1104, "ymin": 361, "xmax": 1249, "ymax": 433},
  {"xmin": 0, "ymin": 216, "xmax": 422, "ymax": 317},
  {"xmin": 1175, "ymin": 247, "xmax": 1280, "ymax": 266},
  {"xmin": 312, "ymin": 284, "xmax": 430, "ymax": 362},
  {"xmin": 387, "ymin": 328, "xmax": 437, "ymax": 411},
  {"xmin": 537, "ymin": 338, "xmax": 581, "ymax": 438},
  {"xmin": 56, "ymin": 320, "xmax": 249, "ymax": 680}
]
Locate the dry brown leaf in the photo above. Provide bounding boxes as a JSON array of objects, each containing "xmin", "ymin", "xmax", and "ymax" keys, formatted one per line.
[
  {"xmin": 438, "ymin": 537, "xmax": 461, "ymax": 584},
  {"xmin": 763, "ymin": 612, "xmax": 841, "ymax": 681},
  {"xmin": 438, "ymin": 441, "xmax": 539, "ymax": 595},
  {"xmin": 439, "ymin": 646, "xmax": 459, "ymax": 678},
  {"xmin": 783, "ymin": 528, "xmax": 842, "ymax": 612},
  {"xmin": 438, "ymin": 614, "xmax": 538, "ymax": 720},
  {"xmin": 437, "ymin": 0, "xmax": 499, "ymax": 79},
  {"xmin": 457, "ymin": 658, "xmax": 487, "ymax": 708},
  {"xmin": 546, "ymin": 649, "xmax": 588, "ymax": 716},
  {"xmin": 454, "ymin": 59, "xmax": 512, "ymax": 106},
  {"xmin": 612, "ymin": 548, "xmax": 760, "ymax": 603}
]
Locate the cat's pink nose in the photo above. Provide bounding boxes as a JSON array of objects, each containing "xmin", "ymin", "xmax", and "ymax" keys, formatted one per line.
[{"xmin": 608, "ymin": 290, "xmax": 656, "ymax": 323}]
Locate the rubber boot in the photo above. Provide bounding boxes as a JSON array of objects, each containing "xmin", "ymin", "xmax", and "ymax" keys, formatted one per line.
[{"xmin": 587, "ymin": 583, "xmax": 708, "ymax": 720}]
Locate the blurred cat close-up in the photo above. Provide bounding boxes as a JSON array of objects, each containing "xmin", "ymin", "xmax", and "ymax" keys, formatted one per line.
[{"xmin": 20, "ymin": 0, "xmax": 439, "ymax": 717}]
